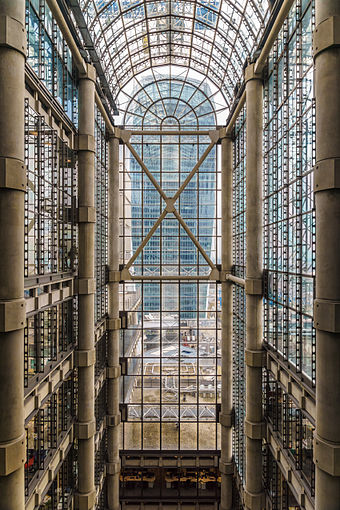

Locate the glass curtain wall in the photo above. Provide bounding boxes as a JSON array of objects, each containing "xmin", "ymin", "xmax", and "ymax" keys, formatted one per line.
[
  {"xmin": 232, "ymin": 105, "xmax": 246, "ymax": 483},
  {"xmin": 95, "ymin": 106, "xmax": 109, "ymax": 324},
  {"xmin": 120, "ymin": 76, "xmax": 222, "ymax": 452},
  {"xmin": 24, "ymin": 102, "xmax": 77, "ymax": 277},
  {"xmin": 23, "ymin": 100, "xmax": 78, "ymax": 501},
  {"xmin": 262, "ymin": 0, "xmax": 316, "ymax": 506},
  {"xmin": 94, "ymin": 106, "xmax": 110, "ymax": 502},
  {"xmin": 26, "ymin": 0, "xmax": 78, "ymax": 124},
  {"xmin": 263, "ymin": 0, "xmax": 315, "ymax": 384}
]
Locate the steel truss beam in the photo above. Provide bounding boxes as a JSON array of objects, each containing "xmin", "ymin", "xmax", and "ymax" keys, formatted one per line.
[{"xmin": 117, "ymin": 128, "xmax": 220, "ymax": 281}]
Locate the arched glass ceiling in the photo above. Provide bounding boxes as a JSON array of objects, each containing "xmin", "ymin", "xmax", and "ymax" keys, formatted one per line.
[
  {"xmin": 79, "ymin": 0, "xmax": 270, "ymax": 108},
  {"xmin": 122, "ymin": 73, "xmax": 217, "ymax": 127}
]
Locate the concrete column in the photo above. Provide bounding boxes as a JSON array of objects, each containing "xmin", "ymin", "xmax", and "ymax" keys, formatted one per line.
[
  {"xmin": 106, "ymin": 133, "xmax": 121, "ymax": 510},
  {"xmin": 75, "ymin": 64, "xmax": 96, "ymax": 510},
  {"xmin": 244, "ymin": 64, "xmax": 265, "ymax": 510},
  {"xmin": 219, "ymin": 131, "xmax": 234, "ymax": 510},
  {"xmin": 313, "ymin": 2, "xmax": 340, "ymax": 508},
  {"xmin": 0, "ymin": 1, "xmax": 26, "ymax": 508}
]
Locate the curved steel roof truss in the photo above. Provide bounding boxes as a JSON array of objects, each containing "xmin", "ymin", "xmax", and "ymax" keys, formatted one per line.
[{"xmin": 79, "ymin": 0, "xmax": 270, "ymax": 112}]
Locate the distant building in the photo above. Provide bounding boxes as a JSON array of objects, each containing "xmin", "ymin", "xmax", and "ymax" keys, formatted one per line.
[{"xmin": 126, "ymin": 76, "xmax": 216, "ymax": 318}]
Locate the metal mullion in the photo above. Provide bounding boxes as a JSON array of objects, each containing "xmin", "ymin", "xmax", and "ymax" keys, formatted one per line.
[
  {"xmin": 38, "ymin": 407, "xmax": 44, "ymax": 469},
  {"xmin": 178, "ymin": 133, "xmax": 181, "ymax": 278},
  {"xmin": 177, "ymin": 127, "xmax": 181, "ymax": 448},
  {"xmin": 160, "ymin": 131, "xmax": 163, "ymax": 278},
  {"xmin": 47, "ymin": 308, "xmax": 52, "ymax": 364},
  {"xmin": 196, "ymin": 132, "xmax": 200, "ymax": 449},
  {"xmin": 159, "ymin": 132, "xmax": 163, "ymax": 449},
  {"xmin": 52, "ymin": 18, "xmax": 58, "ymax": 99},
  {"xmin": 52, "ymin": 131, "xmax": 58, "ymax": 273},
  {"xmin": 295, "ymin": 0, "xmax": 303, "ymax": 374},
  {"xmin": 35, "ymin": 312, "xmax": 43, "ymax": 374},
  {"xmin": 159, "ymin": 279, "xmax": 163, "ymax": 450},
  {"xmin": 282, "ymin": 20, "xmax": 290, "ymax": 366},
  {"xmin": 272, "ymin": 41, "xmax": 281, "ymax": 357},
  {"xmin": 123, "ymin": 145, "xmax": 126, "ymax": 268},
  {"xmin": 53, "ymin": 306, "xmax": 58, "ymax": 360},
  {"xmin": 24, "ymin": 99, "xmax": 30, "ymax": 277},
  {"xmin": 196, "ymin": 134, "xmax": 200, "ymax": 275},
  {"xmin": 196, "ymin": 280, "xmax": 199, "ymax": 451},
  {"xmin": 121, "ymin": 145, "xmax": 126, "ymax": 443},
  {"xmin": 39, "ymin": 0, "xmax": 45, "ymax": 83},
  {"xmin": 62, "ymin": 40, "xmax": 68, "ymax": 113},
  {"xmin": 59, "ymin": 141, "xmax": 64, "ymax": 272},
  {"xmin": 51, "ymin": 392, "xmax": 57, "ymax": 448},
  {"xmin": 46, "ymin": 128, "xmax": 52, "ymax": 273},
  {"xmin": 215, "ymin": 281, "xmax": 218, "ymax": 449},
  {"xmin": 36, "ymin": 117, "xmax": 43, "ymax": 275},
  {"xmin": 140, "ymin": 138, "xmax": 144, "ymax": 448},
  {"xmin": 65, "ymin": 143, "xmax": 70, "ymax": 272}
]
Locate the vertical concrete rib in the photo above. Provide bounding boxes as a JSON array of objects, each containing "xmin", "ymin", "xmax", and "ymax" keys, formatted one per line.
[
  {"xmin": 0, "ymin": 1, "xmax": 26, "ymax": 508},
  {"xmin": 106, "ymin": 134, "xmax": 121, "ymax": 510},
  {"xmin": 244, "ymin": 64, "xmax": 264, "ymax": 510},
  {"xmin": 76, "ymin": 64, "xmax": 96, "ymax": 510},
  {"xmin": 313, "ymin": 2, "xmax": 340, "ymax": 508},
  {"xmin": 219, "ymin": 131, "xmax": 234, "ymax": 510}
]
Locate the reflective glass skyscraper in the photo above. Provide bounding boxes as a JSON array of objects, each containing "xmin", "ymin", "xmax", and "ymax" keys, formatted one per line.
[{"xmin": 127, "ymin": 76, "xmax": 217, "ymax": 318}]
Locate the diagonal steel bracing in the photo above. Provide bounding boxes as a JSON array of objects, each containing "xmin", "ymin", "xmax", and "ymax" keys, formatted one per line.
[{"xmin": 119, "ymin": 129, "xmax": 219, "ymax": 279}]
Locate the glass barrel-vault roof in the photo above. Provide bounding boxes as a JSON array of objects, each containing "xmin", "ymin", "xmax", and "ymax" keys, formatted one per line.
[{"xmin": 79, "ymin": 0, "xmax": 270, "ymax": 108}]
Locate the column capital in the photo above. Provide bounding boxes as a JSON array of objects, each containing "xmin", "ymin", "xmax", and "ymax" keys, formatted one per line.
[
  {"xmin": 112, "ymin": 127, "xmax": 131, "ymax": 143},
  {"xmin": 0, "ymin": 15, "xmax": 27, "ymax": 57},
  {"xmin": 313, "ymin": 16, "xmax": 340, "ymax": 58},
  {"xmin": 0, "ymin": 433, "xmax": 25, "ymax": 476},
  {"xmin": 244, "ymin": 63, "xmax": 263, "ymax": 84},
  {"xmin": 314, "ymin": 435, "xmax": 340, "ymax": 476},
  {"xmin": 314, "ymin": 158, "xmax": 340, "ymax": 192},
  {"xmin": 79, "ymin": 63, "xmax": 96, "ymax": 82},
  {"xmin": 219, "ymin": 127, "xmax": 232, "ymax": 140}
]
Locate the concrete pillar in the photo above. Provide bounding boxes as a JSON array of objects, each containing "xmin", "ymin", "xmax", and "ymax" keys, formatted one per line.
[
  {"xmin": 106, "ymin": 133, "xmax": 121, "ymax": 510},
  {"xmin": 0, "ymin": 1, "xmax": 26, "ymax": 508},
  {"xmin": 313, "ymin": 2, "xmax": 340, "ymax": 508},
  {"xmin": 244, "ymin": 64, "xmax": 265, "ymax": 510},
  {"xmin": 219, "ymin": 131, "xmax": 234, "ymax": 510},
  {"xmin": 75, "ymin": 64, "xmax": 96, "ymax": 510}
]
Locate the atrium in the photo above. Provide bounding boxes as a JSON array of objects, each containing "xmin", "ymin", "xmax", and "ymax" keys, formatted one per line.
[{"xmin": 0, "ymin": 0, "xmax": 339, "ymax": 509}]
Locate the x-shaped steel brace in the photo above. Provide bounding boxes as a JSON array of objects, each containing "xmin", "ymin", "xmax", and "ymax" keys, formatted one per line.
[{"xmin": 121, "ymin": 130, "xmax": 219, "ymax": 276}]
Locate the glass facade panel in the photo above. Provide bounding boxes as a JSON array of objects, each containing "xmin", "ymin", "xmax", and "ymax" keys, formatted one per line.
[
  {"xmin": 263, "ymin": 0, "xmax": 315, "ymax": 384},
  {"xmin": 232, "ymin": 105, "xmax": 246, "ymax": 482},
  {"xmin": 120, "ymin": 76, "xmax": 221, "ymax": 451},
  {"xmin": 24, "ymin": 102, "xmax": 77, "ymax": 277},
  {"xmin": 26, "ymin": 0, "xmax": 78, "ymax": 124}
]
